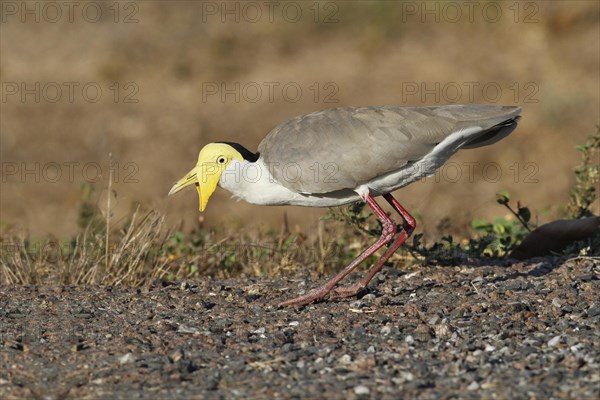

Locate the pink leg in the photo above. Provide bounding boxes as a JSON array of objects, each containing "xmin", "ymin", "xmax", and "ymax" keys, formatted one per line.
[
  {"xmin": 385, "ymin": 193, "xmax": 416, "ymax": 232},
  {"xmin": 331, "ymin": 193, "xmax": 416, "ymax": 299},
  {"xmin": 278, "ymin": 195, "xmax": 397, "ymax": 307}
]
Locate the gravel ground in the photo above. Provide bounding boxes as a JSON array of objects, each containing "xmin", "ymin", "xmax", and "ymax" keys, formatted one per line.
[{"xmin": 1, "ymin": 257, "xmax": 599, "ymax": 399}]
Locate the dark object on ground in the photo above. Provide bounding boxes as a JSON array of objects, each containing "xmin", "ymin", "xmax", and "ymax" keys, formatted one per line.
[
  {"xmin": 511, "ymin": 217, "xmax": 600, "ymax": 259},
  {"xmin": 1, "ymin": 257, "xmax": 598, "ymax": 399}
]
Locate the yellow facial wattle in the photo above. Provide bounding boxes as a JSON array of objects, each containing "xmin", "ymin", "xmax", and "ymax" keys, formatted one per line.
[{"xmin": 168, "ymin": 143, "xmax": 244, "ymax": 212}]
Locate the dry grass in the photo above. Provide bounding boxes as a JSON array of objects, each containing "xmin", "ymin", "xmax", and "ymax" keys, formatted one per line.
[
  {"xmin": 2, "ymin": 202, "xmax": 597, "ymax": 286},
  {"xmin": 0, "ymin": 209, "xmax": 169, "ymax": 285},
  {"xmin": 0, "ymin": 216, "xmax": 360, "ymax": 285},
  {"xmin": 0, "ymin": 188, "xmax": 424, "ymax": 285}
]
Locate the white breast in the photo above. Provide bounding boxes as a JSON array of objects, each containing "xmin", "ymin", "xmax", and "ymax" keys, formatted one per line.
[{"xmin": 219, "ymin": 159, "xmax": 360, "ymax": 207}]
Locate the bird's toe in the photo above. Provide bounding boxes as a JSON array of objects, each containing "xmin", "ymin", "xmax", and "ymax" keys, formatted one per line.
[{"xmin": 277, "ymin": 287, "xmax": 331, "ymax": 308}]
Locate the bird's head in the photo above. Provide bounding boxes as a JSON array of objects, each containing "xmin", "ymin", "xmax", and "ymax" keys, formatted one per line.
[{"xmin": 168, "ymin": 143, "xmax": 244, "ymax": 212}]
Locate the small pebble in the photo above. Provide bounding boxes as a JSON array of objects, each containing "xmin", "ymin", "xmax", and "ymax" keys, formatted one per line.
[
  {"xmin": 338, "ymin": 354, "xmax": 352, "ymax": 364},
  {"xmin": 362, "ymin": 293, "xmax": 376, "ymax": 303},
  {"xmin": 587, "ymin": 303, "xmax": 600, "ymax": 317},
  {"xmin": 552, "ymin": 298, "xmax": 562, "ymax": 308},
  {"xmin": 548, "ymin": 335, "xmax": 561, "ymax": 347},
  {"xmin": 177, "ymin": 325, "xmax": 199, "ymax": 334},
  {"xmin": 354, "ymin": 385, "xmax": 370, "ymax": 395},
  {"xmin": 170, "ymin": 349, "xmax": 184, "ymax": 362},
  {"xmin": 119, "ymin": 353, "xmax": 135, "ymax": 365},
  {"xmin": 570, "ymin": 344, "xmax": 583, "ymax": 354},
  {"xmin": 400, "ymin": 371, "xmax": 414, "ymax": 381}
]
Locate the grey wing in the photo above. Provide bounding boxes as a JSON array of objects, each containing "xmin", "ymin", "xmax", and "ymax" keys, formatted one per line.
[{"xmin": 258, "ymin": 105, "xmax": 521, "ymax": 194}]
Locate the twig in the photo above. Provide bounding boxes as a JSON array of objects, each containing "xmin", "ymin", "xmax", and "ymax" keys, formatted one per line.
[
  {"xmin": 500, "ymin": 202, "xmax": 532, "ymax": 232},
  {"xmin": 105, "ymin": 153, "xmax": 113, "ymax": 272}
]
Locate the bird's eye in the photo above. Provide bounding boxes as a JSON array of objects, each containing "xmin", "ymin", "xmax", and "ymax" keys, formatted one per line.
[{"xmin": 217, "ymin": 156, "xmax": 227, "ymax": 164}]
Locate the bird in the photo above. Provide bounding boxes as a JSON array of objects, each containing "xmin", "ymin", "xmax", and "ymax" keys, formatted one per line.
[{"xmin": 168, "ymin": 105, "xmax": 522, "ymax": 307}]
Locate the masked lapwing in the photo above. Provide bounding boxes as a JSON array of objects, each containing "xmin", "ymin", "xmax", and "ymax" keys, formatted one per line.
[{"xmin": 169, "ymin": 105, "xmax": 522, "ymax": 306}]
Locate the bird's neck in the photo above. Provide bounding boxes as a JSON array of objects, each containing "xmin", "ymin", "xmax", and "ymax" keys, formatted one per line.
[{"xmin": 218, "ymin": 158, "xmax": 297, "ymax": 205}]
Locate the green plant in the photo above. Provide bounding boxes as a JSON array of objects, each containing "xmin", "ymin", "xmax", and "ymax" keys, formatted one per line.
[
  {"xmin": 322, "ymin": 202, "xmax": 386, "ymax": 237},
  {"xmin": 567, "ymin": 125, "xmax": 600, "ymax": 219},
  {"xmin": 467, "ymin": 191, "xmax": 534, "ymax": 257},
  {"xmin": 325, "ymin": 190, "xmax": 535, "ymax": 263},
  {"xmin": 77, "ymin": 182, "xmax": 103, "ymax": 231}
]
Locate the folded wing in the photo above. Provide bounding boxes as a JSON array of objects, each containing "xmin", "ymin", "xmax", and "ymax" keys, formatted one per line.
[{"xmin": 258, "ymin": 105, "xmax": 521, "ymax": 194}]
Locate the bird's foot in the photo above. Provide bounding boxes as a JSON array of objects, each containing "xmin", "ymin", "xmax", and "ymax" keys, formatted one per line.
[
  {"xmin": 330, "ymin": 282, "xmax": 366, "ymax": 300},
  {"xmin": 278, "ymin": 282, "xmax": 371, "ymax": 307},
  {"xmin": 277, "ymin": 286, "xmax": 332, "ymax": 307}
]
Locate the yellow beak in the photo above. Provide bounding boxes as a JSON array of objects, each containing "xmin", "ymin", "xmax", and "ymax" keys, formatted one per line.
[{"xmin": 168, "ymin": 163, "xmax": 221, "ymax": 212}]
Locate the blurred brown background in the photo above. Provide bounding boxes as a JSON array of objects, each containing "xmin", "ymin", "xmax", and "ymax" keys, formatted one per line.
[{"xmin": 1, "ymin": 1, "xmax": 598, "ymax": 238}]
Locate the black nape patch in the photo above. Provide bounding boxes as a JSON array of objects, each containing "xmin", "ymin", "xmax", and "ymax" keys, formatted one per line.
[{"xmin": 217, "ymin": 142, "xmax": 260, "ymax": 162}]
